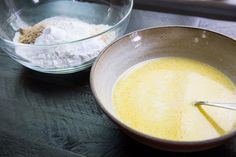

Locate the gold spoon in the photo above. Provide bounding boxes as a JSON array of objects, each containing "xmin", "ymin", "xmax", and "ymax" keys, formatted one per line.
[{"xmin": 195, "ymin": 101, "xmax": 236, "ymax": 110}]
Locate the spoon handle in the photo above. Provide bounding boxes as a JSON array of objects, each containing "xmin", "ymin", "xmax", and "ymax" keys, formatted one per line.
[{"xmin": 195, "ymin": 101, "xmax": 236, "ymax": 110}]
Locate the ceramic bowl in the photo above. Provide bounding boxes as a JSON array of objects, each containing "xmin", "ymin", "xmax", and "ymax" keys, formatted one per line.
[{"xmin": 90, "ymin": 26, "xmax": 236, "ymax": 152}]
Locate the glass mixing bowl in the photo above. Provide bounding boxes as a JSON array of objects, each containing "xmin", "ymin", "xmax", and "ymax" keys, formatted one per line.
[{"xmin": 0, "ymin": 0, "xmax": 133, "ymax": 74}]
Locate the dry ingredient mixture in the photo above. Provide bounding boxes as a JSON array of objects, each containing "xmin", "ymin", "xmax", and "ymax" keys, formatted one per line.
[{"xmin": 13, "ymin": 16, "xmax": 115, "ymax": 68}]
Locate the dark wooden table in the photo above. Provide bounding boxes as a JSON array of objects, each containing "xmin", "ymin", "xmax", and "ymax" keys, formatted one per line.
[{"xmin": 0, "ymin": 9, "xmax": 236, "ymax": 157}]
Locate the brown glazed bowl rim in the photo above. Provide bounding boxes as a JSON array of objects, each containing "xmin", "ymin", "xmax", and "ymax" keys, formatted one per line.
[{"xmin": 90, "ymin": 26, "xmax": 236, "ymax": 148}]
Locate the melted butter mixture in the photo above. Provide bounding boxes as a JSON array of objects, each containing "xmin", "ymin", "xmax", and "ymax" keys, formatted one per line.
[{"xmin": 113, "ymin": 57, "xmax": 236, "ymax": 141}]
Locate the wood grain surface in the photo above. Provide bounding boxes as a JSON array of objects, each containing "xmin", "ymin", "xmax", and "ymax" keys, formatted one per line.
[{"xmin": 0, "ymin": 9, "xmax": 236, "ymax": 157}]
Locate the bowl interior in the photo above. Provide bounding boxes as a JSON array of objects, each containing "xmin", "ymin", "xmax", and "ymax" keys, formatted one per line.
[
  {"xmin": 92, "ymin": 26, "xmax": 236, "ymax": 126},
  {"xmin": 0, "ymin": 0, "xmax": 132, "ymax": 41}
]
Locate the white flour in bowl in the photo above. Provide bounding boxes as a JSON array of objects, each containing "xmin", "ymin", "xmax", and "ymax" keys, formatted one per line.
[{"xmin": 13, "ymin": 16, "xmax": 115, "ymax": 68}]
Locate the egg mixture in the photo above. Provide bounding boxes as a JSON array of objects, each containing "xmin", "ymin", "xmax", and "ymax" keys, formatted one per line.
[{"xmin": 112, "ymin": 57, "xmax": 236, "ymax": 141}]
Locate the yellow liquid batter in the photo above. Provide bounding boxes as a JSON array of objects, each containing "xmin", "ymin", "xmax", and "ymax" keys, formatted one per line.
[{"xmin": 113, "ymin": 57, "xmax": 236, "ymax": 141}]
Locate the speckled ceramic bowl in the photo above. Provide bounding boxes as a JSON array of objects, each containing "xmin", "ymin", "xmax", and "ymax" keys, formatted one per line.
[{"xmin": 90, "ymin": 26, "xmax": 236, "ymax": 152}]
